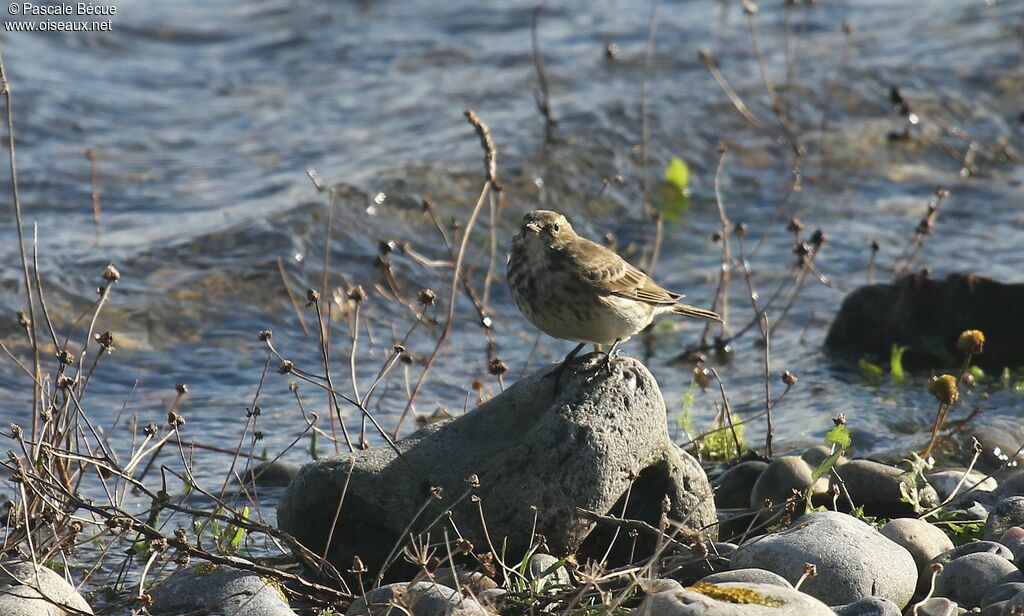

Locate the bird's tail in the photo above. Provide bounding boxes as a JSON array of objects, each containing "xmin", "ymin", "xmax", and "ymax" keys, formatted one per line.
[{"xmin": 672, "ymin": 303, "xmax": 723, "ymax": 323}]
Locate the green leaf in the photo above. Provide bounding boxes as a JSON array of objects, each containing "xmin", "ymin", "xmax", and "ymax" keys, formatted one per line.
[
  {"xmin": 810, "ymin": 450, "xmax": 843, "ymax": 483},
  {"xmin": 890, "ymin": 344, "xmax": 907, "ymax": 383},
  {"xmin": 970, "ymin": 366, "xmax": 985, "ymax": 381},
  {"xmin": 858, "ymin": 358, "xmax": 884, "ymax": 381},
  {"xmin": 664, "ymin": 157, "xmax": 690, "ymax": 191},
  {"xmin": 825, "ymin": 424, "xmax": 852, "ymax": 450},
  {"xmin": 227, "ymin": 506, "xmax": 249, "ymax": 550}
]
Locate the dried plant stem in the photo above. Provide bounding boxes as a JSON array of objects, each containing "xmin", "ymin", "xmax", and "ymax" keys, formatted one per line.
[
  {"xmin": 531, "ymin": 3, "xmax": 556, "ymax": 141},
  {"xmin": 85, "ymin": 148, "xmax": 101, "ymax": 241},
  {"xmin": 700, "ymin": 151, "xmax": 731, "ymax": 346},
  {"xmin": 0, "ymin": 50, "xmax": 42, "ymax": 444}
]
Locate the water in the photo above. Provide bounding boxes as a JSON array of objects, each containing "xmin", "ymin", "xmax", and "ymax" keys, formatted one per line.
[{"xmin": 0, "ymin": 0, "xmax": 1022, "ymax": 523}]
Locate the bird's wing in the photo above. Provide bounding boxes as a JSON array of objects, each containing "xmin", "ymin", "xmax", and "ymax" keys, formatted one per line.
[{"xmin": 560, "ymin": 238, "xmax": 681, "ymax": 306}]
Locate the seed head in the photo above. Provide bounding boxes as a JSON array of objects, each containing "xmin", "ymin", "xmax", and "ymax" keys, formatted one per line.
[
  {"xmin": 258, "ymin": 330, "xmax": 272, "ymax": 342},
  {"xmin": 102, "ymin": 264, "xmax": 121, "ymax": 283},
  {"xmin": 418, "ymin": 288, "xmax": 436, "ymax": 306},
  {"xmin": 488, "ymin": 358, "xmax": 508, "ymax": 376},
  {"xmin": 347, "ymin": 285, "xmax": 367, "ymax": 302},
  {"xmin": 956, "ymin": 330, "xmax": 984, "ymax": 355},
  {"xmin": 928, "ymin": 374, "xmax": 959, "ymax": 405},
  {"xmin": 278, "ymin": 360, "xmax": 294, "ymax": 375},
  {"xmin": 305, "ymin": 289, "xmax": 320, "ymax": 306},
  {"xmin": 782, "ymin": 371, "xmax": 798, "ymax": 387}
]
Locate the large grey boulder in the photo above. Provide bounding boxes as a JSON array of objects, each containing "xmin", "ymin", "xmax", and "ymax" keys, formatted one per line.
[
  {"xmin": 628, "ymin": 581, "xmax": 835, "ymax": 615},
  {"xmin": 0, "ymin": 561, "xmax": 93, "ymax": 615},
  {"xmin": 730, "ymin": 511, "xmax": 917, "ymax": 608},
  {"xmin": 278, "ymin": 356, "xmax": 716, "ymax": 571},
  {"xmin": 149, "ymin": 564, "xmax": 295, "ymax": 616}
]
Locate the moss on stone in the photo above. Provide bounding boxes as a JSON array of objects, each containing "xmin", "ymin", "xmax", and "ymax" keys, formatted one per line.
[{"xmin": 688, "ymin": 582, "xmax": 785, "ymax": 607}]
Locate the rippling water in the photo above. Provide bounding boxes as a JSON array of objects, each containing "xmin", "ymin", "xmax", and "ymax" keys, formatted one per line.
[{"xmin": 0, "ymin": 0, "xmax": 1022, "ymax": 498}]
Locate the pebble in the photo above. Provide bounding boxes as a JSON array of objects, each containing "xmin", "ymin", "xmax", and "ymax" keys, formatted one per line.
[
  {"xmin": 750, "ymin": 456, "xmax": 821, "ymax": 509},
  {"xmin": 999, "ymin": 526, "xmax": 1024, "ymax": 568},
  {"xmin": 981, "ymin": 581, "xmax": 1024, "ymax": 607},
  {"xmin": 346, "ymin": 581, "xmax": 489, "ymax": 616},
  {"xmin": 527, "ymin": 554, "xmax": 571, "ymax": 589},
  {"xmin": 730, "ymin": 510, "xmax": 917, "ymax": 607},
  {"xmin": 933, "ymin": 552, "xmax": 1024, "ymax": 609},
  {"xmin": 831, "ymin": 596, "xmax": 902, "ymax": 616},
  {"xmin": 699, "ymin": 568, "xmax": 792, "ymax": 588},
  {"xmin": 0, "ymin": 561, "xmax": 94, "ymax": 616},
  {"xmin": 834, "ymin": 459, "xmax": 939, "ymax": 517},
  {"xmin": 984, "ymin": 497, "xmax": 1024, "ymax": 541},
  {"xmin": 713, "ymin": 460, "xmax": 768, "ymax": 509},
  {"xmin": 880, "ymin": 517, "xmax": 954, "ymax": 589},
  {"xmin": 932, "ymin": 541, "xmax": 1015, "ymax": 568},
  {"xmin": 627, "ymin": 581, "xmax": 835, "ymax": 615},
  {"xmin": 928, "ymin": 469, "xmax": 998, "ymax": 501}
]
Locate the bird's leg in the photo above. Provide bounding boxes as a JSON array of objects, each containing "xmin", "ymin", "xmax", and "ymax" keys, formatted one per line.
[
  {"xmin": 596, "ymin": 338, "xmax": 623, "ymax": 374},
  {"xmin": 547, "ymin": 342, "xmax": 587, "ymax": 385}
]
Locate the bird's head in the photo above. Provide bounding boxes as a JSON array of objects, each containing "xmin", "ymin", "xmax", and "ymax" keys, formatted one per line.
[{"xmin": 519, "ymin": 210, "xmax": 574, "ymax": 247}]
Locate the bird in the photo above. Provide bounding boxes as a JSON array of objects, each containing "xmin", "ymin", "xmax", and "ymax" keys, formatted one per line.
[{"xmin": 507, "ymin": 209, "xmax": 722, "ymax": 376}]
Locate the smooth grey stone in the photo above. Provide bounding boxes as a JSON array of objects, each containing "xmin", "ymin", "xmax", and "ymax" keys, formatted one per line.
[
  {"xmin": 933, "ymin": 541, "xmax": 1015, "ymax": 568},
  {"xmin": 670, "ymin": 541, "xmax": 736, "ymax": 584},
  {"xmin": 832, "ymin": 597, "xmax": 901, "ymax": 616},
  {"xmin": 347, "ymin": 581, "xmax": 489, "ymax": 616},
  {"xmin": 278, "ymin": 356, "xmax": 716, "ymax": 570},
  {"xmin": 913, "ymin": 597, "xmax": 959, "ymax": 616},
  {"xmin": 0, "ymin": 561, "xmax": 94, "ymax": 616},
  {"xmin": 150, "ymin": 564, "xmax": 295, "ymax": 616},
  {"xmin": 801, "ymin": 445, "xmax": 848, "ymax": 468},
  {"xmin": 834, "ymin": 459, "xmax": 939, "ymax": 517},
  {"xmin": 731, "ymin": 510, "xmax": 917, "ymax": 607},
  {"xmin": 981, "ymin": 582, "xmax": 1024, "ymax": 607},
  {"xmin": 475, "ymin": 588, "xmax": 505, "ymax": 608},
  {"xmin": 966, "ymin": 419, "xmax": 1024, "ymax": 471},
  {"xmin": 750, "ymin": 456, "xmax": 822, "ymax": 509},
  {"xmin": 962, "ymin": 501, "xmax": 993, "ymax": 521},
  {"xmin": 995, "ymin": 471, "xmax": 1024, "ymax": 499},
  {"xmin": 984, "ymin": 497, "xmax": 1024, "ymax": 541},
  {"xmin": 713, "ymin": 461, "xmax": 768, "ymax": 509},
  {"xmin": 627, "ymin": 581, "xmax": 835, "ymax": 615},
  {"xmin": 880, "ymin": 518, "xmax": 954, "ymax": 590},
  {"xmin": 979, "ymin": 600, "xmax": 1007, "ymax": 615},
  {"xmin": 239, "ymin": 460, "xmax": 300, "ymax": 487},
  {"xmin": 934, "ymin": 552, "xmax": 1024, "ymax": 609},
  {"xmin": 929, "ymin": 469, "xmax": 998, "ymax": 501},
  {"xmin": 699, "ymin": 568, "xmax": 792, "ymax": 588},
  {"xmin": 527, "ymin": 554, "xmax": 570, "ymax": 589},
  {"xmin": 999, "ymin": 527, "xmax": 1024, "ymax": 569}
]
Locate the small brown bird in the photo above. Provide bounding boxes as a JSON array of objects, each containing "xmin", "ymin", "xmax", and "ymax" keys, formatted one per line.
[{"xmin": 507, "ymin": 209, "xmax": 721, "ymax": 372}]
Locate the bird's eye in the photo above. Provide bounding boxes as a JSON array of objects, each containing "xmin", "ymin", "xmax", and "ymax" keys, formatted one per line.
[{"xmin": 552, "ymin": 223, "xmax": 560, "ymax": 233}]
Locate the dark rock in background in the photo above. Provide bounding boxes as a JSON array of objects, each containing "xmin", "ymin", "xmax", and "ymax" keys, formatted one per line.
[{"xmin": 825, "ymin": 272, "xmax": 1024, "ymax": 371}]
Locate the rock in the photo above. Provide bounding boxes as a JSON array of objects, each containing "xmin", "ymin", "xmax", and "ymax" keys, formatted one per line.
[
  {"xmin": 669, "ymin": 541, "xmax": 736, "ymax": 584},
  {"xmin": 880, "ymin": 518, "xmax": 954, "ymax": 588},
  {"xmin": 699, "ymin": 568, "xmax": 792, "ymax": 588},
  {"xmin": 0, "ymin": 561, "xmax": 94, "ymax": 615},
  {"xmin": 239, "ymin": 460, "xmax": 301, "ymax": 487},
  {"xmin": 833, "ymin": 459, "xmax": 939, "ymax": 517},
  {"xmin": 627, "ymin": 581, "xmax": 835, "ymax": 615},
  {"xmin": 932, "ymin": 541, "xmax": 1015, "ymax": 568},
  {"xmin": 730, "ymin": 510, "xmax": 917, "ymax": 607},
  {"xmin": 150, "ymin": 564, "xmax": 294, "ymax": 616},
  {"xmin": 713, "ymin": 461, "xmax": 767, "ymax": 509},
  {"xmin": 981, "ymin": 582, "xmax": 1024, "ymax": 607},
  {"xmin": 965, "ymin": 419, "xmax": 1024, "ymax": 471},
  {"xmin": 475, "ymin": 588, "xmax": 505, "ymax": 609},
  {"xmin": 278, "ymin": 356, "xmax": 716, "ymax": 571},
  {"xmin": 527, "ymin": 554, "xmax": 571, "ymax": 589},
  {"xmin": 933, "ymin": 552, "xmax": 1023, "ymax": 609},
  {"xmin": 801, "ymin": 445, "xmax": 848, "ymax": 468},
  {"xmin": 832, "ymin": 597, "xmax": 901, "ymax": 616},
  {"xmin": 749, "ymin": 456, "xmax": 821, "ymax": 509},
  {"xmin": 1006, "ymin": 591, "xmax": 1024, "ymax": 612},
  {"xmin": 984, "ymin": 497, "xmax": 1024, "ymax": 541},
  {"xmin": 980, "ymin": 600, "xmax": 1007, "ymax": 615},
  {"xmin": 431, "ymin": 568, "xmax": 497, "ymax": 594},
  {"xmin": 911, "ymin": 597, "xmax": 960, "ymax": 616},
  {"xmin": 999, "ymin": 527, "xmax": 1024, "ymax": 568},
  {"xmin": 996, "ymin": 471, "xmax": 1024, "ymax": 499},
  {"xmin": 928, "ymin": 469, "xmax": 998, "ymax": 501},
  {"xmin": 346, "ymin": 581, "xmax": 489, "ymax": 616},
  {"xmin": 824, "ymin": 272, "xmax": 1024, "ymax": 371}
]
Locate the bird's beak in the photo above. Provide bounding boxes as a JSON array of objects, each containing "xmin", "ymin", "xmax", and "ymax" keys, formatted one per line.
[{"xmin": 526, "ymin": 222, "xmax": 542, "ymax": 234}]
